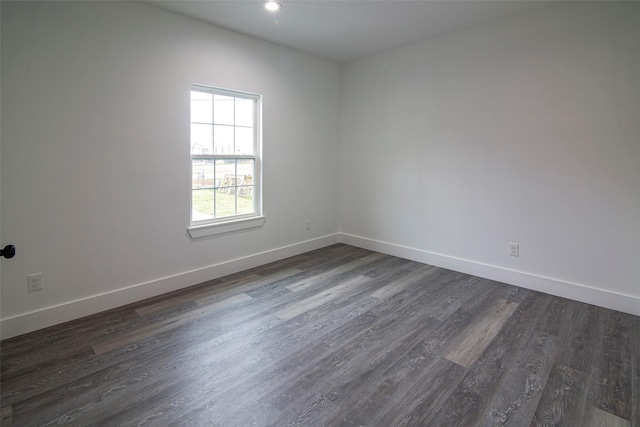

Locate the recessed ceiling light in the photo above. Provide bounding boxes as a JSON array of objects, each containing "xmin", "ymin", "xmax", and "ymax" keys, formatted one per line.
[{"xmin": 264, "ymin": 1, "xmax": 282, "ymax": 12}]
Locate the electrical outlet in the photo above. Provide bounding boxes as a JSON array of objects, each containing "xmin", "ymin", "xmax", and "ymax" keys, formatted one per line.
[
  {"xmin": 509, "ymin": 243, "xmax": 519, "ymax": 257},
  {"xmin": 305, "ymin": 220, "xmax": 311, "ymax": 231},
  {"xmin": 28, "ymin": 273, "xmax": 43, "ymax": 292}
]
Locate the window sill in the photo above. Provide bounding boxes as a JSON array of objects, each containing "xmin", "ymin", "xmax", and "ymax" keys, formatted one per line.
[{"xmin": 188, "ymin": 216, "xmax": 266, "ymax": 239}]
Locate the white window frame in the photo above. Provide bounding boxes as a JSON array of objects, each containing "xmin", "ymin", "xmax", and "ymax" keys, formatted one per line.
[{"xmin": 187, "ymin": 84, "xmax": 264, "ymax": 238}]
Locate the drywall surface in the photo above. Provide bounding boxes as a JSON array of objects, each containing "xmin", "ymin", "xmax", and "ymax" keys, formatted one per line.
[
  {"xmin": 339, "ymin": 2, "xmax": 640, "ymax": 312},
  {"xmin": 1, "ymin": 1, "xmax": 340, "ymax": 336}
]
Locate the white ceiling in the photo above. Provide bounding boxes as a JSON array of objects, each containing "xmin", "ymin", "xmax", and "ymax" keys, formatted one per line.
[{"xmin": 145, "ymin": 0, "xmax": 555, "ymax": 63}]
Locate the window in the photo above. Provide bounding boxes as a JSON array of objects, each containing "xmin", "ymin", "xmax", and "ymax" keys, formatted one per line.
[{"xmin": 188, "ymin": 84, "xmax": 263, "ymax": 238}]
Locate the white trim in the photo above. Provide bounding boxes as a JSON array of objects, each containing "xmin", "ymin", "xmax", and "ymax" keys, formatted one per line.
[
  {"xmin": 188, "ymin": 215, "xmax": 266, "ymax": 238},
  {"xmin": 339, "ymin": 233, "xmax": 640, "ymax": 317},
  {"xmin": 0, "ymin": 233, "xmax": 340, "ymax": 340},
  {"xmin": 189, "ymin": 84, "xmax": 263, "ymax": 229},
  {"xmin": 191, "ymin": 84, "xmax": 260, "ymax": 101},
  {"xmin": 4, "ymin": 231, "xmax": 636, "ymax": 339}
]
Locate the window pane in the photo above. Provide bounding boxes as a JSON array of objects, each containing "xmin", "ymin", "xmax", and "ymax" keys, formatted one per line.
[
  {"xmin": 191, "ymin": 158, "xmax": 256, "ymax": 220},
  {"xmin": 192, "ymin": 159, "xmax": 215, "ymax": 189},
  {"xmin": 237, "ymin": 159, "xmax": 255, "ymax": 214},
  {"xmin": 215, "ymin": 192, "xmax": 236, "ymax": 218},
  {"xmin": 215, "ymin": 159, "xmax": 236, "ymax": 190},
  {"xmin": 191, "ymin": 91, "xmax": 212, "ymax": 123},
  {"xmin": 191, "ymin": 124, "xmax": 213, "ymax": 155},
  {"xmin": 214, "ymin": 159, "xmax": 236, "ymax": 218},
  {"xmin": 237, "ymin": 187, "xmax": 255, "ymax": 215},
  {"xmin": 235, "ymin": 98, "xmax": 254, "ymax": 127},
  {"xmin": 235, "ymin": 127, "xmax": 254, "ymax": 155},
  {"xmin": 214, "ymin": 94, "xmax": 234, "ymax": 125},
  {"xmin": 213, "ymin": 125, "xmax": 233, "ymax": 154},
  {"xmin": 237, "ymin": 158, "xmax": 254, "ymax": 180},
  {"xmin": 192, "ymin": 188, "xmax": 215, "ymax": 222}
]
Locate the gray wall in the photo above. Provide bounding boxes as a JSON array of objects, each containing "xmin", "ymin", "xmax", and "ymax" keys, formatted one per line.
[
  {"xmin": 339, "ymin": 2, "xmax": 640, "ymax": 313},
  {"xmin": 1, "ymin": 1, "xmax": 340, "ymax": 337}
]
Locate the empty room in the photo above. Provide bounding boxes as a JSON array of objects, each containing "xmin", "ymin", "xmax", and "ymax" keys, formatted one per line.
[{"xmin": 1, "ymin": 0, "xmax": 638, "ymax": 425}]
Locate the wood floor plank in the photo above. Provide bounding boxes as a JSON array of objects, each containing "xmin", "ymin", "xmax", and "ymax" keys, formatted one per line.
[
  {"xmin": 10, "ymin": 343, "xmax": 185, "ymax": 424},
  {"xmin": 326, "ymin": 309, "xmax": 474, "ymax": 425},
  {"xmin": 97, "ymin": 291, "xmax": 389, "ymax": 425},
  {"xmin": 285, "ymin": 311, "xmax": 441, "ymax": 405},
  {"xmin": 0, "ymin": 303, "xmax": 139, "ymax": 353},
  {"xmin": 1, "ymin": 347, "xmax": 96, "ymax": 402},
  {"xmin": 92, "ymin": 292, "xmax": 253, "ymax": 355},
  {"xmin": 444, "ymin": 298, "xmax": 520, "ymax": 368},
  {"xmin": 455, "ymin": 276, "xmax": 514, "ymax": 315},
  {"xmin": 251, "ymin": 271, "xmax": 460, "ymax": 422},
  {"xmin": 503, "ymin": 283, "xmax": 533, "ymax": 303},
  {"xmin": 426, "ymin": 292, "xmax": 553, "ymax": 425},
  {"xmin": 281, "ymin": 271, "xmax": 488, "ymax": 425},
  {"xmin": 531, "ymin": 365, "xmax": 585, "ymax": 427},
  {"xmin": 545, "ymin": 305, "xmax": 637, "ymax": 427},
  {"xmin": 274, "ymin": 274, "xmax": 371, "ymax": 320},
  {"xmin": 134, "ymin": 272, "xmax": 261, "ymax": 317},
  {"xmin": 247, "ymin": 243, "xmax": 355, "ymax": 276},
  {"xmin": 285, "ymin": 252, "xmax": 386, "ymax": 293},
  {"xmin": 426, "ymin": 275, "xmax": 493, "ymax": 322},
  {"xmin": 2, "ymin": 338, "xmax": 165, "ymax": 410},
  {"xmin": 370, "ymin": 264, "xmax": 436, "ymax": 300},
  {"xmin": 532, "ymin": 303, "xmax": 598, "ymax": 426},
  {"xmin": 149, "ymin": 339, "xmax": 334, "ymax": 426},
  {"xmin": 377, "ymin": 357, "xmax": 468, "ymax": 426},
  {"xmin": 584, "ymin": 406, "xmax": 632, "ymax": 427},
  {"xmin": 0, "ymin": 309, "xmax": 139, "ymax": 376},
  {"xmin": 193, "ymin": 267, "xmax": 301, "ymax": 306},
  {"xmin": 268, "ymin": 393, "xmax": 342, "ymax": 427},
  {"xmin": 538, "ymin": 295, "xmax": 579, "ymax": 338},
  {"xmin": 1, "ymin": 405, "xmax": 11, "ymax": 425},
  {"xmin": 361, "ymin": 255, "xmax": 412, "ymax": 278},
  {"xmin": 479, "ymin": 331, "xmax": 560, "ymax": 426},
  {"xmin": 586, "ymin": 308, "xmax": 633, "ymax": 421},
  {"xmin": 0, "ymin": 244, "xmax": 637, "ymax": 426},
  {"xmin": 247, "ymin": 255, "xmax": 362, "ymax": 298}
]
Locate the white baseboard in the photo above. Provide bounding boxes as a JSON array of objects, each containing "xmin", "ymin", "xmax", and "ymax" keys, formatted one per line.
[
  {"xmin": 0, "ymin": 234, "xmax": 340, "ymax": 340},
  {"xmin": 339, "ymin": 233, "xmax": 640, "ymax": 317},
  {"xmin": 3, "ymin": 232, "xmax": 636, "ymax": 340}
]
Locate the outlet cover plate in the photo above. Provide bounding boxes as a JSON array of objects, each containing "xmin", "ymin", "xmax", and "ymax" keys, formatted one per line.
[
  {"xmin": 28, "ymin": 273, "xmax": 43, "ymax": 292},
  {"xmin": 509, "ymin": 243, "xmax": 519, "ymax": 257}
]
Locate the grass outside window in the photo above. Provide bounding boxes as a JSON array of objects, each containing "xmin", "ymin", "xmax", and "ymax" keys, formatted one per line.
[{"xmin": 192, "ymin": 189, "xmax": 254, "ymax": 218}]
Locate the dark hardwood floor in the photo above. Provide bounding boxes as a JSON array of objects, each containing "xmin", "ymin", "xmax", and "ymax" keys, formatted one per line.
[{"xmin": 1, "ymin": 244, "xmax": 638, "ymax": 426}]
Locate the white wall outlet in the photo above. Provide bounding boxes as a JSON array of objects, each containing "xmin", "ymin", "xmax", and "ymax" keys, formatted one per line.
[
  {"xmin": 305, "ymin": 219, "xmax": 311, "ymax": 231},
  {"xmin": 28, "ymin": 273, "xmax": 43, "ymax": 292},
  {"xmin": 509, "ymin": 243, "xmax": 519, "ymax": 257}
]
